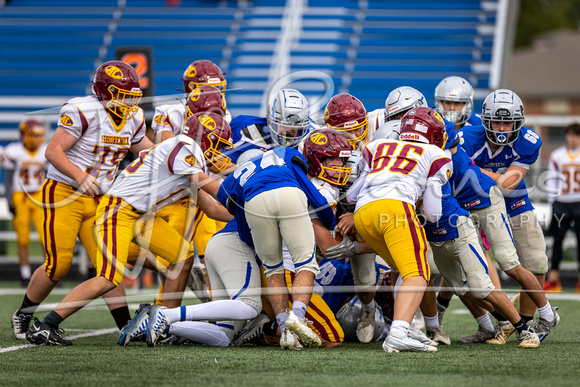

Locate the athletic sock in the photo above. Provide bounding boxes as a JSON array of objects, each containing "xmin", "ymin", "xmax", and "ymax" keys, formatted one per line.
[
  {"xmin": 292, "ymin": 301, "xmax": 307, "ymax": 320},
  {"xmin": 521, "ymin": 314, "xmax": 534, "ymax": 324},
  {"xmin": 424, "ymin": 314, "xmax": 439, "ymax": 329},
  {"xmin": 475, "ymin": 313, "xmax": 494, "ymax": 331},
  {"xmin": 538, "ymin": 302, "xmax": 555, "ymax": 321},
  {"xmin": 513, "ymin": 318, "xmax": 528, "ymax": 334},
  {"xmin": 110, "ymin": 306, "xmax": 132, "ymax": 330},
  {"xmin": 390, "ymin": 320, "xmax": 410, "ymax": 339},
  {"xmin": 276, "ymin": 311, "xmax": 289, "ymax": 331},
  {"xmin": 490, "ymin": 310, "xmax": 507, "ymax": 322},
  {"xmin": 436, "ymin": 294, "xmax": 451, "ymax": 309},
  {"xmin": 42, "ymin": 311, "xmax": 64, "ymax": 328},
  {"xmin": 19, "ymin": 294, "xmax": 40, "ymax": 315},
  {"xmin": 263, "ymin": 320, "xmax": 279, "ymax": 336},
  {"xmin": 20, "ymin": 265, "xmax": 31, "ymax": 280}
]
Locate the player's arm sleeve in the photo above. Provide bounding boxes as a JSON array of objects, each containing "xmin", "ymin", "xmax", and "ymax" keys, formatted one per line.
[
  {"xmin": 217, "ymin": 175, "xmax": 240, "ymax": 215},
  {"xmin": 345, "ymin": 146, "xmax": 371, "ymax": 204},
  {"xmin": 420, "ymin": 181, "xmax": 443, "ymax": 222}
]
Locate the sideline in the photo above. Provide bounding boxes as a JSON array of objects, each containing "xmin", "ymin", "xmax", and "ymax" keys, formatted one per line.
[{"xmin": 0, "ymin": 328, "xmax": 117, "ymax": 353}]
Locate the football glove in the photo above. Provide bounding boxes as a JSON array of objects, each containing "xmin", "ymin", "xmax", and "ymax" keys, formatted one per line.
[{"xmin": 325, "ymin": 238, "xmax": 360, "ymax": 260}]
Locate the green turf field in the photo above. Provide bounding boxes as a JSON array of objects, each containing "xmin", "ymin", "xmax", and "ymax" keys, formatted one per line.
[{"xmin": 1, "ymin": 287, "xmax": 578, "ymax": 386}]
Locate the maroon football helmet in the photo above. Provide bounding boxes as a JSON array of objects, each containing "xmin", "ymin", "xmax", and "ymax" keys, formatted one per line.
[
  {"xmin": 19, "ymin": 119, "xmax": 46, "ymax": 151},
  {"xmin": 180, "ymin": 60, "xmax": 227, "ymax": 94},
  {"xmin": 183, "ymin": 112, "xmax": 233, "ymax": 172},
  {"xmin": 324, "ymin": 93, "xmax": 368, "ymax": 148},
  {"xmin": 92, "ymin": 60, "xmax": 142, "ymax": 120},
  {"xmin": 303, "ymin": 128, "xmax": 353, "ymax": 186},
  {"xmin": 400, "ymin": 107, "xmax": 448, "ymax": 149},
  {"xmin": 185, "ymin": 85, "xmax": 227, "ymax": 120}
]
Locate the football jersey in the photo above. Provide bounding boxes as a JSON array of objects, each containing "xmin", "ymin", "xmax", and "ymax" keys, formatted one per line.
[
  {"xmin": 459, "ymin": 125, "xmax": 541, "ymax": 216},
  {"xmin": 423, "ymin": 182, "xmax": 470, "ymax": 242},
  {"xmin": 449, "ymin": 145, "xmax": 497, "ymax": 210},
  {"xmin": 151, "ymin": 103, "xmax": 186, "ymax": 137},
  {"xmin": 3, "ymin": 142, "xmax": 48, "ymax": 193},
  {"xmin": 354, "ymin": 139, "xmax": 452, "ymax": 211},
  {"xmin": 48, "ymin": 95, "xmax": 147, "ymax": 193},
  {"xmin": 546, "ymin": 145, "xmax": 580, "ymax": 203},
  {"xmin": 151, "ymin": 103, "xmax": 232, "ymax": 138},
  {"xmin": 107, "ymin": 134, "xmax": 207, "ymax": 212}
]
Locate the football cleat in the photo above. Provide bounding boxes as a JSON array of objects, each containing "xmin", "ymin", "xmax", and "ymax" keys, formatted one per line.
[
  {"xmin": 146, "ymin": 305, "xmax": 169, "ymax": 347},
  {"xmin": 408, "ymin": 328, "xmax": 438, "ymax": 347},
  {"xmin": 533, "ymin": 306, "xmax": 560, "ymax": 342},
  {"xmin": 458, "ymin": 325, "xmax": 495, "ymax": 344},
  {"xmin": 12, "ymin": 310, "xmax": 33, "ymax": 340},
  {"xmin": 280, "ymin": 328, "xmax": 303, "ymax": 350},
  {"xmin": 118, "ymin": 303, "xmax": 151, "ymax": 346},
  {"xmin": 26, "ymin": 318, "xmax": 72, "ymax": 346},
  {"xmin": 285, "ymin": 310, "xmax": 321, "ymax": 348},
  {"xmin": 230, "ymin": 312, "xmax": 270, "ymax": 347},
  {"xmin": 426, "ymin": 326, "xmax": 451, "ymax": 346},
  {"xmin": 517, "ymin": 327, "xmax": 540, "ymax": 349},
  {"xmin": 382, "ymin": 334, "xmax": 437, "ymax": 353},
  {"xmin": 486, "ymin": 321, "xmax": 515, "ymax": 345},
  {"xmin": 411, "ymin": 309, "xmax": 425, "ymax": 331},
  {"xmin": 187, "ymin": 262, "xmax": 211, "ymax": 303},
  {"xmin": 356, "ymin": 304, "xmax": 376, "ymax": 343}
]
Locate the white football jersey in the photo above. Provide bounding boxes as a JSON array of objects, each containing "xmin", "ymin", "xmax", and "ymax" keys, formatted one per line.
[
  {"xmin": 151, "ymin": 103, "xmax": 232, "ymax": 138},
  {"xmin": 48, "ymin": 96, "xmax": 146, "ymax": 193},
  {"xmin": 3, "ymin": 142, "xmax": 48, "ymax": 193},
  {"xmin": 107, "ymin": 134, "xmax": 207, "ymax": 213},
  {"xmin": 547, "ymin": 145, "xmax": 580, "ymax": 203},
  {"xmin": 354, "ymin": 139, "xmax": 452, "ymax": 211},
  {"xmin": 367, "ymin": 108, "xmax": 386, "ymax": 143},
  {"xmin": 151, "ymin": 103, "xmax": 186, "ymax": 137}
]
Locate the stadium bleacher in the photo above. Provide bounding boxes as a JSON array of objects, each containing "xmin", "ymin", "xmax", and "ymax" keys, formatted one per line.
[{"xmin": 0, "ymin": 0, "xmax": 501, "ymax": 133}]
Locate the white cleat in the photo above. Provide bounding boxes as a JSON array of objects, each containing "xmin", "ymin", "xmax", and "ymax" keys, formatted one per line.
[
  {"xmin": 280, "ymin": 328, "xmax": 303, "ymax": 350},
  {"xmin": 382, "ymin": 334, "xmax": 438, "ymax": 353},
  {"xmin": 356, "ymin": 305, "xmax": 376, "ymax": 343},
  {"xmin": 285, "ymin": 310, "xmax": 321, "ymax": 348}
]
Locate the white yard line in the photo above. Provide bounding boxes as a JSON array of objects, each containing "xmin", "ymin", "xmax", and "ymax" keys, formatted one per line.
[{"xmin": 0, "ymin": 328, "xmax": 117, "ymax": 353}]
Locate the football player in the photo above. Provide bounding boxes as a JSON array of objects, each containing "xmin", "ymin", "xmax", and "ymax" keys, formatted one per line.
[
  {"xmin": 460, "ymin": 89, "xmax": 560, "ymax": 343},
  {"xmin": 434, "ymin": 76, "xmax": 482, "ymax": 130},
  {"xmin": 26, "ymin": 112, "xmax": 234, "ymax": 346},
  {"xmin": 149, "ymin": 84, "xmax": 229, "ymax": 304},
  {"xmin": 342, "ymin": 107, "xmax": 452, "ymax": 353},
  {"xmin": 12, "ymin": 61, "xmax": 153, "ymax": 341},
  {"xmin": 228, "ymin": 88, "xmax": 314, "ymax": 162},
  {"xmin": 4, "ymin": 119, "xmax": 47, "ymax": 287}
]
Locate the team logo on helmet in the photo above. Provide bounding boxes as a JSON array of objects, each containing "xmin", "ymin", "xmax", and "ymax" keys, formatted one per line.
[
  {"xmin": 154, "ymin": 115, "xmax": 169, "ymax": 125},
  {"xmin": 184, "ymin": 154, "xmax": 201, "ymax": 167},
  {"xmin": 433, "ymin": 111, "xmax": 444, "ymax": 124},
  {"xmin": 189, "ymin": 88, "xmax": 200, "ymax": 102},
  {"xmin": 185, "ymin": 65, "xmax": 197, "ymax": 78},
  {"xmin": 105, "ymin": 66, "xmax": 123, "ymax": 79},
  {"xmin": 59, "ymin": 115, "xmax": 73, "ymax": 126},
  {"xmin": 198, "ymin": 115, "xmax": 216, "ymax": 130},
  {"xmin": 310, "ymin": 133, "xmax": 328, "ymax": 145},
  {"xmin": 324, "ymin": 107, "xmax": 330, "ymax": 122}
]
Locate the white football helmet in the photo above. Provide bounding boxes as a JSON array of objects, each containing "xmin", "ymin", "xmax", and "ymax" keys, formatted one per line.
[
  {"xmin": 336, "ymin": 296, "xmax": 385, "ymax": 342},
  {"xmin": 434, "ymin": 76, "xmax": 474, "ymax": 125},
  {"xmin": 373, "ymin": 120, "xmax": 401, "ymax": 140},
  {"xmin": 344, "ymin": 150, "xmax": 363, "ymax": 186},
  {"xmin": 482, "ymin": 89, "xmax": 524, "ymax": 146},
  {"xmin": 267, "ymin": 88, "xmax": 310, "ymax": 148},
  {"xmin": 384, "ymin": 86, "xmax": 427, "ymax": 121}
]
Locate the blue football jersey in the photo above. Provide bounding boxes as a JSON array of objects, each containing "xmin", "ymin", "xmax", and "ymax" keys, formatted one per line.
[
  {"xmin": 459, "ymin": 125, "xmax": 541, "ymax": 216},
  {"xmin": 423, "ymin": 182, "xmax": 470, "ymax": 242}
]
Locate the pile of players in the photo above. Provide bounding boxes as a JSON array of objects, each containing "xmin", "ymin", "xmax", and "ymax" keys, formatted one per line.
[{"xmin": 9, "ymin": 58, "xmax": 560, "ymax": 352}]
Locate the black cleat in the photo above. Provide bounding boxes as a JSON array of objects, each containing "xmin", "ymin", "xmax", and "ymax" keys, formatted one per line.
[{"xmin": 26, "ymin": 318, "xmax": 72, "ymax": 346}]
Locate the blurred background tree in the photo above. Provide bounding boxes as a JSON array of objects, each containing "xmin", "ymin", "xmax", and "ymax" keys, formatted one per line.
[{"xmin": 516, "ymin": 0, "xmax": 580, "ymax": 48}]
